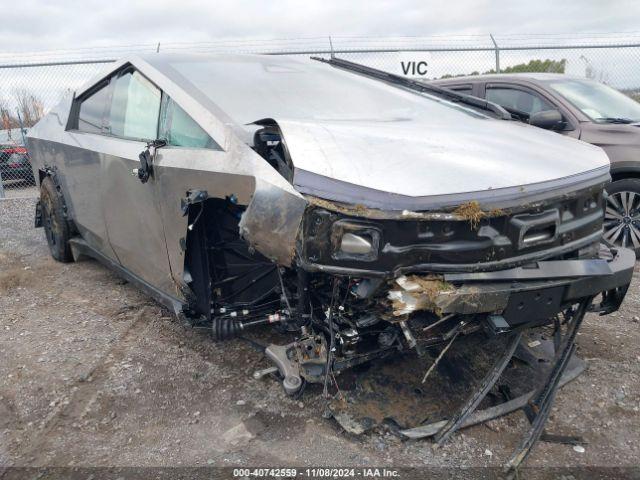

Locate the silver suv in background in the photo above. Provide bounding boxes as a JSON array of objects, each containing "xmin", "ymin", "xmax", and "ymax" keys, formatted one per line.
[{"xmin": 433, "ymin": 74, "xmax": 640, "ymax": 253}]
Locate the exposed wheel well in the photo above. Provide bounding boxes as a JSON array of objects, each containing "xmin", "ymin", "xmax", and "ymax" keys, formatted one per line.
[{"xmin": 182, "ymin": 196, "xmax": 281, "ymax": 320}]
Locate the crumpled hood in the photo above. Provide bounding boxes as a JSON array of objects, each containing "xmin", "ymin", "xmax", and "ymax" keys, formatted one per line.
[{"xmin": 276, "ymin": 117, "xmax": 610, "ymax": 202}]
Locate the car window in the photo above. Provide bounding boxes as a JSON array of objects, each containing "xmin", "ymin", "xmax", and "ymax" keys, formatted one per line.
[
  {"xmin": 547, "ymin": 79, "xmax": 640, "ymax": 123},
  {"xmin": 159, "ymin": 96, "xmax": 220, "ymax": 149},
  {"xmin": 108, "ymin": 71, "xmax": 161, "ymax": 141},
  {"xmin": 77, "ymin": 82, "xmax": 110, "ymax": 134},
  {"xmin": 486, "ymin": 87, "xmax": 554, "ymax": 117}
]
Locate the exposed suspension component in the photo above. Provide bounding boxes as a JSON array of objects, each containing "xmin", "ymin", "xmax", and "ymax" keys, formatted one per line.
[{"xmin": 212, "ymin": 309, "xmax": 288, "ymax": 340}]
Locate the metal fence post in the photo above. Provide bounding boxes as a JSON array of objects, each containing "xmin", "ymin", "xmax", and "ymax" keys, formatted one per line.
[
  {"xmin": 490, "ymin": 34, "xmax": 500, "ymax": 73},
  {"xmin": 0, "ymin": 169, "xmax": 5, "ymax": 199}
]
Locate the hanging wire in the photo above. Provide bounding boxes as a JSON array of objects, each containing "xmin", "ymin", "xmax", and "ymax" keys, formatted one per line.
[{"xmin": 322, "ymin": 277, "xmax": 341, "ymax": 416}]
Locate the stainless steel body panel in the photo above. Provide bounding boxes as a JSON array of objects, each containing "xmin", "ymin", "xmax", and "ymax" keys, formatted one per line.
[
  {"xmin": 99, "ymin": 135, "xmax": 173, "ymax": 293},
  {"xmin": 27, "ymin": 97, "xmax": 117, "ymax": 261},
  {"xmin": 28, "ymin": 55, "xmax": 307, "ymax": 301},
  {"xmin": 153, "ymin": 131, "xmax": 306, "ymax": 281},
  {"xmin": 277, "ymin": 118, "xmax": 608, "ymax": 197},
  {"xmin": 26, "ymin": 53, "xmax": 615, "ymax": 307}
]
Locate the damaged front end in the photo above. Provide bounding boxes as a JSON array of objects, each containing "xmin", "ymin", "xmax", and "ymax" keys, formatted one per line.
[
  {"xmin": 181, "ymin": 166, "xmax": 634, "ymax": 391},
  {"xmin": 176, "ymin": 118, "xmax": 634, "ymax": 471}
]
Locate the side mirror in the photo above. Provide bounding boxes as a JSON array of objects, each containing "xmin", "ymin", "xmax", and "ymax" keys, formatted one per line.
[
  {"xmin": 136, "ymin": 149, "xmax": 153, "ymax": 183},
  {"xmin": 529, "ymin": 109, "xmax": 564, "ymax": 131},
  {"xmin": 133, "ymin": 139, "xmax": 167, "ymax": 184}
]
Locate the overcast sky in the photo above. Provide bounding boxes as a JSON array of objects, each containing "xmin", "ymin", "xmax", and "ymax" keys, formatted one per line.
[
  {"xmin": 2, "ymin": 0, "xmax": 640, "ymax": 54},
  {"xmin": 1, "ymin": 0, "xmax": 639, "ymax": 114}
]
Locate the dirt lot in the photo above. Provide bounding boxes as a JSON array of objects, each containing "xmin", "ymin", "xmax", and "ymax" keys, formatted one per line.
[
  {"xmin": 1, "ymin": 197, "xmax": 639, "ymax": 475},
  {"xmin": 0, "ymin": 185, "xmax": 38, "ymax": 200}
]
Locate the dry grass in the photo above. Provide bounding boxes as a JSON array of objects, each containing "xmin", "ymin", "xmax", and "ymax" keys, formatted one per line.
[
  {"xmin": 390, "ymin": 275, "xmax": 453, "ymax": 317},
  {"xmin": 0, "ymin": 266, "xmax": 33, "ymax": 292},
  {"xmin": 0, "ymin": 251, "xmax": 33, "ymax": 292},
  {"xmin": 453, "ymin": 201, "xmax": 505, "ymax": 229}
]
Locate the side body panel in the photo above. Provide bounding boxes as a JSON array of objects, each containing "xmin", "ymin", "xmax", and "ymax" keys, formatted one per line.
[
  {"xmin": 27, "ymin": 96, "xmax": 118, "ymax": 261},
  {"xmin": 27, "ymin": 58, "xmax": 308, "ymax": 306},
  {"xmin": 579, "ymin": 123, "xmax": 640, "ymax": 171},
  {"xmin": 99, "ymin": 135, "xmax": 174, "ymax": 293},
  {"xmin": 154, "ymin": 132, "xmax": 307, "ymax": 287}
]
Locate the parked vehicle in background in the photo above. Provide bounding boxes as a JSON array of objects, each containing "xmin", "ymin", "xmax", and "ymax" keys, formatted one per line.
[
  {"xmin": 0, "ymin": 142, "xmax": 35, "ymax": 186},
  {"xmin": 433, "ymin": 74, "xmax": 640, "ymax": 253}
]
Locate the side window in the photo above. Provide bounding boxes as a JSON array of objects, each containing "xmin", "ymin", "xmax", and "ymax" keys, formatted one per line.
[
  {"xmin": 107, "ymin": 70, "xmax": 161, "ymax": 141},
  {"xmin": 77, "ymin": 82, "xmax": 110, "ymax": 134},
  {"xmin": 486, "ymin": 86, "xmax": 554, "ymax": 118},
  {"xmin": 159, "ymin": 96, "xmax": 220, "ymax": 149}
]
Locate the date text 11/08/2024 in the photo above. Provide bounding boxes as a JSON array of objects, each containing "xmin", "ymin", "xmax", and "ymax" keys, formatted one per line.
[{"xmin": 232, "ymin": 468, "xmax": 401, "ymax": 477}]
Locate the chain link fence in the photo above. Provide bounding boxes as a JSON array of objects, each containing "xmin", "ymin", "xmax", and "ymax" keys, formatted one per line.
[{"xmin": 2, "ymin": 33, "xmax": 640, "ymax": 198}]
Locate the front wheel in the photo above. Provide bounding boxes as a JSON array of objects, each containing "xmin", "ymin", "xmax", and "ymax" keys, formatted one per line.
[
  {"xmin": 604, "ymin": 178, "xmax": 640, "ymax": 255},
  {"xmin": 40, "ymin": 176, "xmax": 74, "ymax": 262}
]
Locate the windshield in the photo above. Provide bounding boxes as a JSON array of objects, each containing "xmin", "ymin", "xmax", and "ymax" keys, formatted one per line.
[
  {"xmin": 165, "ymin": 55, "xmax": 488, "ymax": 127},
  {"xmin": 547, "ymin": 78, "xmax": 640, "ymax": 124}
]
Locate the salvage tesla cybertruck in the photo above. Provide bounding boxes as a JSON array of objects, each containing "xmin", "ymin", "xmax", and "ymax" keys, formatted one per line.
[{"xmin": 28, "ymin": 54, "xmax": 634, "ymax": 464}]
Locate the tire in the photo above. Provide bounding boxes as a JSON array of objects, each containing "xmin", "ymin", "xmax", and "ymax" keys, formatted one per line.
[
  {"xmin": 40, "ymin": 176, "xmax": 74, "ymax": 262},
  {"xmin": 604, "ymin": 178, "xmax": 640, "ymax": 255}
]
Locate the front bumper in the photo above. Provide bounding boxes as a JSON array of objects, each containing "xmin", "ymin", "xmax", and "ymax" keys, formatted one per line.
[{"xmin": 423, "ymin": 245, "xmax": 635, "ymax": 326}]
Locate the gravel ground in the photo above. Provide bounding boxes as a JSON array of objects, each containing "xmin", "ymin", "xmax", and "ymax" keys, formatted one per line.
[
  {"xmin": 1, "ymin": 197, "xmax": 639, "ymax": 475},
  {"xmin": 0, "ymin": 185, "xmax": 38, "ymax": 200}
]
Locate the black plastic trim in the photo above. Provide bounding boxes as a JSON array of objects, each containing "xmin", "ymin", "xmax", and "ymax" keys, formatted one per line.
[{"xmin": 300, "ymin": 230, "xmax": 604, "ymax": 277}]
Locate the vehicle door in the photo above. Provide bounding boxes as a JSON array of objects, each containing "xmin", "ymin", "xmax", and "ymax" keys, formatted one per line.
[
  {"xmin": 100, "ymin": 68, "xmax": 174, "ymax": 293},
  {"xmin": 62, "ymin": 80, "xmax": 118, "ymax": 260},
  {"xmin": 483, "ymin": 82, "xmax": 580, "ymax": 138}
]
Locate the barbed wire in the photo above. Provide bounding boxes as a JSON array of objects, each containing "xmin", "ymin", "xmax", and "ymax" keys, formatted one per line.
[{"xmin": 2, "ymin": 32, "xmax": 640, "ymax": 64}]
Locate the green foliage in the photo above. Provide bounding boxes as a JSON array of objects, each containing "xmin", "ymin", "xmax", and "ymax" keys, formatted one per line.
[
  {"xmin": 496, "ymin": 58, "xmax": 566, "ymax": 74},
  {"xmin": 438, "ymin": 59, "xmax": 566, "ymax": 79}
]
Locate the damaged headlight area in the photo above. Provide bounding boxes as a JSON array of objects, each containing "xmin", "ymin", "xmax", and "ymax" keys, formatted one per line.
[
  {"xmin": 332, "ymin": 220, "xmax": 381, "ymax": 261},
  {"xmin": 299, "ymin": 185, "xmax": 607, "ymax": 276}
]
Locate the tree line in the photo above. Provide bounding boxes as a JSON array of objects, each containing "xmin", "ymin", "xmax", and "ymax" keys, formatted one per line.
[
  {"xmin": 439, "ymin": 59, "xmax": 567, "ymax": 79},
  {"xmin": 0, "ymin": 90, "xmax": 45, "ymax": 130}
]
